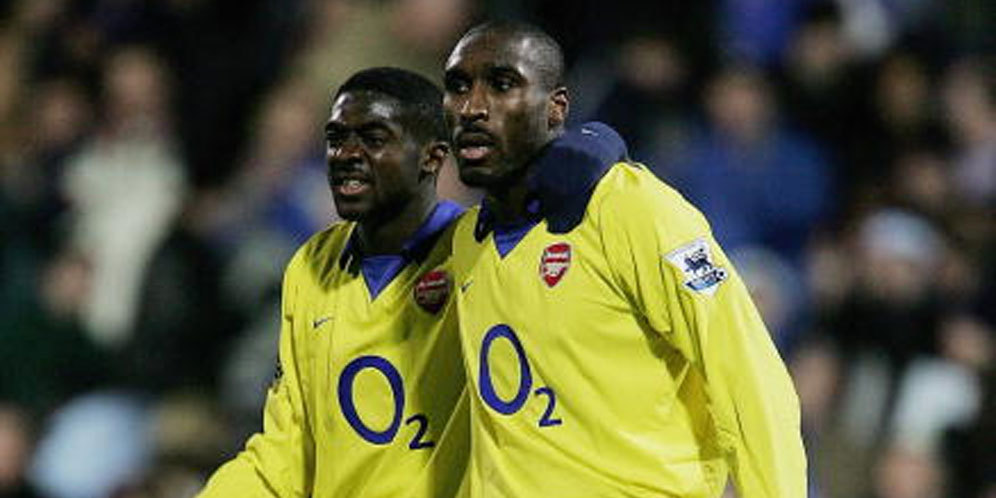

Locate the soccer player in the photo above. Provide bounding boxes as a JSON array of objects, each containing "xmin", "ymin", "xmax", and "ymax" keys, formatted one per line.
[
  {"xmin": 199, "ymin": 67, "xmax": 468, "ymax": 497},
  {"xmin": 442, "ymin": 22, "xmax": 806, "ymax": 497}
]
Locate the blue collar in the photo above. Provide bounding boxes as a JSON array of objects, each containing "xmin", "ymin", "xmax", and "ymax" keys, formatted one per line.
[
  {"xmin": 338, "ymin": 201, "xmax": 463, "ymax": 298},
  {"xmin": 474, "ymin": 122, "xmax": 628, "ymax": 242}
]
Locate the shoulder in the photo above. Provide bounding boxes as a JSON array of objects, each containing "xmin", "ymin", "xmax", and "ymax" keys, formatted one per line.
[
  {"xmin": 531, "ymin": 122, "xmax": 628, "ymax": 233},
  {"xmin": 590, "ymin": 162, "xmax": 713, "ymax": 245},
  {"xmin": 285, "ymin": 221, "xmax": 355, "ymax": 283}
]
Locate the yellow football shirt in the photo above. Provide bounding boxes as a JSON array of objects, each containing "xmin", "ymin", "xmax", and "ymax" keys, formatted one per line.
[
  {"xmin": 200, "ymin": 202, "xmax": 469, "ymax": 498},
  {"xmin": 451, "ymin": 125, "xmax": 806, "ymax": 497}
]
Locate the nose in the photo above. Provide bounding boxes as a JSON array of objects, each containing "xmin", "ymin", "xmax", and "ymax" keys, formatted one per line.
[
  {"xmin": 459, "ymin": 84, "xmax": 488, "ymax": 123},
  {"xmin": 328, "ymin": 133, "xmax": 363, "ymax": 164}
]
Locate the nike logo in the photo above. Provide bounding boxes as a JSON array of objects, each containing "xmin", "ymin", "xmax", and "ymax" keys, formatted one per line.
[
  {"xmin": 460, "ymin": 279, "xmax": 474, "ymax": 293},
  {"xmin": 312, "ymin": 315, "xmax": 334, "ymax": 329}
]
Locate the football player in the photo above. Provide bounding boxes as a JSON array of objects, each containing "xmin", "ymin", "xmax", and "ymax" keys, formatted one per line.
[
  {"xmin": 199, "ymin": 67, "xmax": 468, "ymax": 497},
  {"xmin": 442, "ymin": 22, "xmax": 806, "ymax": 497}
]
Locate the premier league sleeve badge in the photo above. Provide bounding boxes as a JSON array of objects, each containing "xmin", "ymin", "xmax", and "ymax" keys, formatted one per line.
[{"xmin": 664, "ymin": 238, "xmax": 728, "ymax": 296}]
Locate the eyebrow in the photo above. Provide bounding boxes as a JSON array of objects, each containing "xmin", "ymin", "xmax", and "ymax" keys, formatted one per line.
[
  {"xmin": 488, "ymin": 65, "xmax": 524, "ymax": 80},
  {"xmin": 325, "ymin": 119, "xmax": 394, "ymax": 132},
  {"xmin": 445, "ymin": 63, "xmax": 524, "ymax": 80}
]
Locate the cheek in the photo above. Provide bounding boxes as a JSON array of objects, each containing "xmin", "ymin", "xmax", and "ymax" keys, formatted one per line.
[
  {"xmin": 373, "ymin": 152, "xmax": 421, "ymax": 194},
  {"xmin": 505, "ymin": 105, "xmax": 548, "ymax": 153},
  {"xmin": 443, "ymin": 101, "xmax": 460, "ymax": 128}
]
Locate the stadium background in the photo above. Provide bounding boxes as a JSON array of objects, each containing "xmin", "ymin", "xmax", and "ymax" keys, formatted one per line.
[{"xmin": 0, "ymin": 0, "xmax": 991, "ymax": 496}]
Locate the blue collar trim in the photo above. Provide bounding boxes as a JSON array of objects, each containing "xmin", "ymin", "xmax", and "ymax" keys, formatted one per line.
[
  {"xmin": 339, "ymin": 200, "xmax": 464, "ymax": 298},
  {"xmin": 474, "ymin": 121, "xmax": 628, "ymax": 246}
]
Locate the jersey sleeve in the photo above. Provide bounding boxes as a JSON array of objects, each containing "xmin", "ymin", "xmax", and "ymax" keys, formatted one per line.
[
  {"xmin": 198, "ymin": 250, "xmax": 315, "ymax": 497},
  {"xmin": 599, "ymin": 165, "xmax": 807, "ymax": 498}
]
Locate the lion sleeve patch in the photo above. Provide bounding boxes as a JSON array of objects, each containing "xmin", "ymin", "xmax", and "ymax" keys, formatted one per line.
[{"xmin": 664, "ymin": 238, "xmax": 728, "ymax": 296}]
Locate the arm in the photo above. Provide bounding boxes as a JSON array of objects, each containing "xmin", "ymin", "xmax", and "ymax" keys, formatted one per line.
[
  {"xmin": 601, "ymin": 166, "xmax": 806, "ymax": 497},
  {"xmin": 198, "ymin": 252, "xmax": 315, "ymax": 497}
]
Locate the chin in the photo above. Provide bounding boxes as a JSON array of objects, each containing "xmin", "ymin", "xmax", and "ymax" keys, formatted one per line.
[
  {"xmin": 333, "ymin": 201, "xmax": 367, "ymax": 221},
  {"xmin": 457, "ymin": 164, "xmax": 500, "ymax": 188}
]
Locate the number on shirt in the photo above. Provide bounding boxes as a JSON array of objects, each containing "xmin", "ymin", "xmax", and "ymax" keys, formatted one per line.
[
  {"xmin": 478, "ymin": 324, "xmax": 562, "ymax": 427},
  {"xmin": 337, "ymin": 355, "xmax": 435, "ymax": 449}
]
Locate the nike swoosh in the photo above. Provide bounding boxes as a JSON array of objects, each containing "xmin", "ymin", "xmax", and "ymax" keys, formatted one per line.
[
  {"xmin": 460, "ymin": 280, "xmax": 474, "ymax": 293},
  {"xmin": 312, "ymin": 316, "xmax": 333, "ymax": 329}
]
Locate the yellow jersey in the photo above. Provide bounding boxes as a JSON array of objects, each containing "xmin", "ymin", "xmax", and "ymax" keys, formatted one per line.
[
  {"xmin": 200, "ymin": 201, "xmax": 469, "ymax": 497},
  {"xmin": 451, "ymin": 124, "xmax": 806, "ymax": 497}
]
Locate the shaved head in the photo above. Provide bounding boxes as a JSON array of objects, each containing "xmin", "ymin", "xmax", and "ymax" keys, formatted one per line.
[{"xmin": 458, "ymin": 21, "xmax": 565, "ymax": 92}]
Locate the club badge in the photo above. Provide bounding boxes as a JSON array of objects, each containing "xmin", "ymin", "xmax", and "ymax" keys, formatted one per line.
[
  {"xmin": 414, "ymin": 269, "xmax": 451, "ymax": 313},
  {"xmin": 539, "ymin": 242, "xmax": 572, "ymax": 287}
]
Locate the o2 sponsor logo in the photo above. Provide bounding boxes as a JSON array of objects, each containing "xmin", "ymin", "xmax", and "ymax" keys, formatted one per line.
[
  {"xmin": 337, "ymin": 356, "xmax": 435, "ymax": 449},
  {"xmin": 478, "ymin": 325, "xmax": 562, "ymax": 427}
]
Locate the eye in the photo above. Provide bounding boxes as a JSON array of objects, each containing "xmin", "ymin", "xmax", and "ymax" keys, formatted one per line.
[
  {"xmin": 491, "ymin": 76, "xmax": 514, "ymax": 92},
  {"xmin": 445, "ymin": 75, "xmax": 470, "ymax": 95},
  {"xmin": 361, "ymin": 132, "xmax": 389, "ymax": 149},
  {"xmin": 325, "ymin": 129, "xmax": 347, "ymax": 148}
]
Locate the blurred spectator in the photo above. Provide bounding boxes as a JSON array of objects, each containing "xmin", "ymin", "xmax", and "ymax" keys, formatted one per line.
[
  {"xmin": 206, "ymin": 78, "xmax": 330, "ymax": 251},
  {"xmin": 889, "ymin": 357, "xmax": 982, "ymax": 455},
  {"xmin": 870, "ymin": 445, "xmax": 944, "ymax": 498},
  {"xmin": 730, "ymin": 245, "xmax": 808, "ymax": 352},
  {"xmin": 199, "ymin": 78, "xmax": 328, "ymax": 435},
  {"xmin": 290, "ymin": 0, "xmax": 471, "ymax": 100},
  {"xmin": 817, "ymin": 209, "xmax": 949, "ymax": 494},
  {"xmin": 28, "ymin": 391, "xmax": 152, "ymax": 498},
  {"xmin": 158, "ymin": 0, "xmax": 305, "ymax": 187},
  {"xmin": 718, "ymin": 0, "xmax": 809, "ymax": 67},
  {"xmin": 891, "ymin": 148, "xmax": 954, "ymax": 219},
  {"xmin": 828, "ymin": 210, "xmax": 946, "ymax": 401},
  {"xmin": 0, "ymin": 251, "xmax": 111, "ymax": 415},
  {"xmin": 938, "ymin": 0, "xmax": 996, "ymax": 54},
  {"xmin": 59, "ymin": 46, "xmax": 187, "ymax": 348},
  {"xmin": 662, "ymin": 65, "xmax": 833, "ymax": 265},
  {"xmin": 943, "ymin": 368, "xmax": 996, "ymax": 498},
  {"xmin": 850, "ymin": 50, "xmax": 948, "ymax": 205},
  {"xmin": 0, "ymin": 404, "xmax": 41, "ymax": 498},
  {"xmin": 841, "ymin": 209, "xmax": 944, "ymax": 357},
  {"xmin": 26, "ymin": 78, "xmax": 94, "ymax": 214},
  {"xmin": 116, "ymin": 204, "xmax": 238, "ymax": 395},
  {"xmin": 535, "ymin": 0, "xmax": 715, "ymax": 73},
  {"xmin": 583, "ymin": 35, "xmax": 693, "ymax": 161},
  {"xmin": 941, "ymin": 57, "xmax": 996, "ymax": 209},
  {"xmin": 202, "ymin": 78, "xmax": 329, "ymax": 316},
  {"xmin": 835, "ymin": 0, "xmax": 897, "ymax": 58},
  {"xmin": 147, "ymin": 392, "xmax": 231, "ymax": 478},
  {"xmin": 218, "ymin": 300, "xmax": 282, "ymax": 442},
  {"xmin": 774, "ymin": 2, "xmax": 876, "ymax": 205}
]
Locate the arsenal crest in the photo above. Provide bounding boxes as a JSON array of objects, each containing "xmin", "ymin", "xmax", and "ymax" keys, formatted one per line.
[
  {"xmin": 539, "ymin": 242, "xmax": 572, "ymax": 287},
  {"xmin": 414, "ymin": 269, "xmax": 451, "ymax": 313}
]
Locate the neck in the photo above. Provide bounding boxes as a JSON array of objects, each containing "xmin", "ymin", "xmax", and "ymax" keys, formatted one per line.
[
  {"xmin": 357, "ymin": 193, "xmax": 437, "ymax": 255},
  {"xmin": 484, "ymin": 173, "xmax": 532, "ymax": 224},
  {"xmin": 486, "ymin": 129, "xmax": 562, "ymax": 224}
]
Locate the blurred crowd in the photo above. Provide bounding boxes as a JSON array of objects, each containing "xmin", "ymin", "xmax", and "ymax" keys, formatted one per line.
[{"xmin": 0, "ymin": 0, "xmax": 991, "ymax": 497}]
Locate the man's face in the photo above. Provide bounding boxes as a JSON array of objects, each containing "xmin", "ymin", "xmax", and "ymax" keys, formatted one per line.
[
  {"xmin": 325, "ymin": 90, "xmax": 422, "ymax": 222},
  {"xmin": 443, "ymin": 31, "xmax": 557, "ymax": 188}
]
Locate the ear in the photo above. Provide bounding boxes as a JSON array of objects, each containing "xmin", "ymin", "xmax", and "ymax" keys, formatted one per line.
[
  {"xmin": 547, "ymin": 87, "xmax": 569, "ymax": 129},
  {"xmin": 419, "ymin": 140, "xmax": 450, "ymax": 180}
]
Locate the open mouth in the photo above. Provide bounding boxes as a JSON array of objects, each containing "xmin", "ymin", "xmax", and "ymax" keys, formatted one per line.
[
  {"xmin": 456, "ymin": 131, "xmax": 496, "ymax": 163},
  {"xmin": 330, "ymin": 174, "xmax": 372, "ymax": 196}
]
